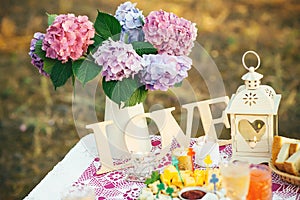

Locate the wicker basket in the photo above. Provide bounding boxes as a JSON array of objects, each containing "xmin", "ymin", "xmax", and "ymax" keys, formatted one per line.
[{"xmin": 269, "ymin": 161, "xmax": 300, "ymax": 186}]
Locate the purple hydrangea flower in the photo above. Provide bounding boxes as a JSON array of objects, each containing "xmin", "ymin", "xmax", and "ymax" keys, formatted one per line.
[
  {"xmin": 29, "ymin": 32, "xmax": 49, "ymax": 77},
  {"xmin": 139, "ymin": 54, "xmax": 192, "ymax": 91},
  {"xmin": 115, "ymin": 1, "xmax": 145, "ymax": 42},
  {"xmin": 92, "ymin": 38, "xmax": 143, "ymax": 81},
  {"xmin": 143, "ymin": 10, "xmax": 197, "ymax": 56}
]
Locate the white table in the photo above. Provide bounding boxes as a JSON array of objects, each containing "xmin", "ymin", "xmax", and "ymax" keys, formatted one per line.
[
  {"xmin": 24, "ymin": 134, "xmax": 299, "ymax": 200},
  {"xmin": 24, "ymin": 134, "xmax": 97, "ymax": 200}
]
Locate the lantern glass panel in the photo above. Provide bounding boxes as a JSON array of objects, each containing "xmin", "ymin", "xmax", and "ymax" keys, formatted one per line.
[{"xmin": 235, "ymin": 115, "xmax": 268, "ymax": 149}]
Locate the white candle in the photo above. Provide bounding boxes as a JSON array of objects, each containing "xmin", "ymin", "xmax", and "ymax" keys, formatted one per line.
[{"xmin": 249, "ymin": 136, "xmax": 257, "ymax": 149}]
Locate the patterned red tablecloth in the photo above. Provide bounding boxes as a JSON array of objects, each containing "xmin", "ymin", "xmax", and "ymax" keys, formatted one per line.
[{"xmin": 75, "ymin": 136, "xmax": 300, "ymax": 200}]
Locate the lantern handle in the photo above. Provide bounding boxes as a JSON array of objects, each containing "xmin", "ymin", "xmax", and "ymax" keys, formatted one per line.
[{"xmin": 242, "ymin": 50, "xmax": 261, "ymax": 71}]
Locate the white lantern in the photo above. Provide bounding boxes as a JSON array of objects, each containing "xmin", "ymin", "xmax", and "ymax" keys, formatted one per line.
[{"xmin": 226, "ymin": 51, "xmax": 281, "ymax": 164}]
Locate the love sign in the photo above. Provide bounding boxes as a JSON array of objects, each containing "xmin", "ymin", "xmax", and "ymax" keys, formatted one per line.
[{"xmin": 86, "ymin": 96, "xmax": 230, "ymax": 174}]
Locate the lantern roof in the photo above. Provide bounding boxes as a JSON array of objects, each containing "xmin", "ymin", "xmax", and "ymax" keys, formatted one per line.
[
  {"xmin": 226, "ymin": 86, "xmax": 281, "ymax": 115},
  {"xmin": 241, "ymin": 66, "xmax": 263, "ymax": 81},
  {"xmin": 226, "ymin": 51, "xmax": 281, "ymax": 115}
]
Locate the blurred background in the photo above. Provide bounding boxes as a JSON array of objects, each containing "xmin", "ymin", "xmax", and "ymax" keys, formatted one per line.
[{"xmin": 0, "ymin": 0, "xmax": 299, "ymax": 199}]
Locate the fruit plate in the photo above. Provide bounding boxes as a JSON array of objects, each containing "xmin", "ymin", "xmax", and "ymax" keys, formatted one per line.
[{"xmin": 269, "ymin": 162, "xmax": 300, "ymax": 186}]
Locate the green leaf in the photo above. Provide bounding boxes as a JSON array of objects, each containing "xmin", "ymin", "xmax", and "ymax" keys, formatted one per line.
[
  {"xmin": 144, "ymin": 171, "xmax": 160, "ymax": 186},
  {"xmin": 50, "ymin": 61, "xmax": 73, "ymax": 89},
  {"xmin": 43, "ymin": 58, "xmax": 57, "ymax": 74},
  {"xmin": 73, "ymin": 58, "xmax": 101, "ymax": 86},
  {"xmin": 139, "ymin": 16, "xmax": 145, "ymax": 26},
  {"xmin": 174, "ymin": 81, "xmax": 183, "ymax": 87},
  {"xmin": 151, "ymin": 171, "xmax": 160, "ymax": 180},
  {"xmin": 102, "ymin": 77, "xmax": 144, "ymax": 107},
  {"xmin": 47, "ymin": 13, "xmax": 57, "ymax": 26},
  {"xmin": 144, "ymin": 178, "xmax": 153, "ymax": 186},
  {"xmin": 131, "ymin": 41, "xmax": 157, "ymax": 56},
  {"xmin": 92, "ymin": 34, "xmax": 105, "ymax": 48},
  {"xmin": 34, "ymin": 40, "xmax": 46, "ymax": 59},
  {"xmin": 124, "ymin": 86, "xmax": 148, "ymax": 107},
  {"xmin": 34, "ymin": 40, "xmax": 57, "ymax": 74},
  {"xmin": 110, "ymin": 33, "xmax": 122, "ymax": 42},
  {"xmin": 94, "ymin": 11, "xmax": 121, "ymax": 40}
]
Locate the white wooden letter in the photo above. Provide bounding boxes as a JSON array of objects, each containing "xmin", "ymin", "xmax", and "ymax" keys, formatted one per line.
[
  {"xmin": 182, "ymin": 96, "xmax": 230, "ymax": 140},
  {"xmin": 86, "ymin": 121, "xmax": 130, "ymax": 174}
]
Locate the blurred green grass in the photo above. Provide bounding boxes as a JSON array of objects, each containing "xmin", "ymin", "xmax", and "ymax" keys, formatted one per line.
[{"xmin": 0, "ymin": 0, "xmax": 299, "ymax": 199}]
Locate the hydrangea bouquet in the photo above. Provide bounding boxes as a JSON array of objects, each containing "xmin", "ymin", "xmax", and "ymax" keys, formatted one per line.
[{"xmin": 29, "ymin": 1, "xmax": 197, "ymax": 107}]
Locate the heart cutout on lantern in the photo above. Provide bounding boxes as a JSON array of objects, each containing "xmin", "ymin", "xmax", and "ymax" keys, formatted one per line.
[{"xmin": 238, "ymin": 119, "xmax": 266, "ymax": 148}]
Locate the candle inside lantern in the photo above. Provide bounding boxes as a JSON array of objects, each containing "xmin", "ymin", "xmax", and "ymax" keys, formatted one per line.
[{"xmin": 249, "ymin": 136, "xmax": 257, "ymax": 149}]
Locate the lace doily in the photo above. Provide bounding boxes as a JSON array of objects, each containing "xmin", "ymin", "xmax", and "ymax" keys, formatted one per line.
[{"xmin": 76, "ymin": 136, "xmax": 300, "ymax": 200}]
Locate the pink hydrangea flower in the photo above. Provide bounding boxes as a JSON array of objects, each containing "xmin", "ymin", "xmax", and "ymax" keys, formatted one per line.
[
  {"xmin": 92, "ymin": 39, "xmax": 143, "ymax": 81},
  {"xmin": 139, "ymin": 54, "xmax": 192, "ymax": 91},
  {"xmin": 42, "ymin": 14, "xmax": 95, "ymax": 63},
  {"xmin": 143, "ymin": 10, "xmax": 197, "ymax": 56}
]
